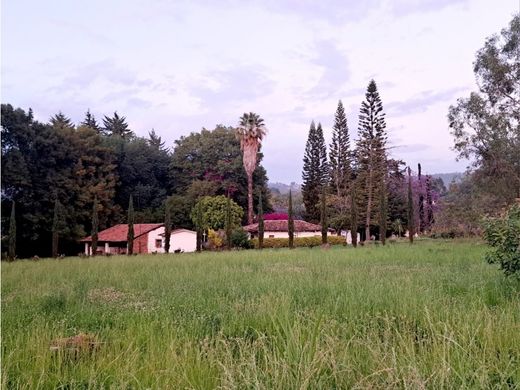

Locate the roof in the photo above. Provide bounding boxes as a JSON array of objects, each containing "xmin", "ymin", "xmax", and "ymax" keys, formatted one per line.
[
  {"xmin": 159, "ymin": 228, "xmax": 197, "ymax": 236},
  {"xmin": 81, "ymin": 224, "xmax": 163, "ymax": 242},
  {"xmin": 242, "ymin": 219, "xmax": 322, "ymax": 233}
]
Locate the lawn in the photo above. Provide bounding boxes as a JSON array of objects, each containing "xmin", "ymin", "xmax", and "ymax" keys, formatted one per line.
[{"xmin": 2, "ymin": 240, "xmax": 519, "ymax": 389}]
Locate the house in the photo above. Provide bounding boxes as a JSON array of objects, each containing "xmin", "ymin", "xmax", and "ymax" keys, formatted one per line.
[
  {"xmin": 242, "ymin": 219, "xmax": 335, "ymax": 239},
  {"xmin": 81, "ymin": 224, "xmax": 197, "ymax": 255}
]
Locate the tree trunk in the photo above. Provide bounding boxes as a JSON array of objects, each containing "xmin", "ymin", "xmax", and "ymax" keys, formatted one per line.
[
  {"xmin": 365, "ymin": 167, "xmax": 373, "ymax": 241},
  {"xmin": 247, "ymin": 173, "xmax": 254, "ymax": 225}
]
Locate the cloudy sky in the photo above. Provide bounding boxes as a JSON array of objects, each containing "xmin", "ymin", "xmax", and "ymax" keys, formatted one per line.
[{"xmin": 2, "ymin": 0, "xmax": 518, "ymax": 182}]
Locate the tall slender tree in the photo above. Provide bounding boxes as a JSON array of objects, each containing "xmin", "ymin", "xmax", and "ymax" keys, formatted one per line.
[
  {"xmin": 379, "ymin": 173, "xmax": 388, "ymax": 245},
  {"xmin": 258, "ymin": 191, "xmax": 264, "ymax": 249},
  {"xmin": 302, "ymin": 121, "xmax": 328, "ymax": 223},
  {"xmin": 426, "ymin": 175, "xmax": 435, "ymax": 229},
  {"xmin": 82, "ymin": 109, "xmax": 101, "ymax": 133},
  {"xmin": 356, "ymin": 80, "xmax": 387, "ymax": 241},
  {"xmin": 320, "ymin": 187, "xmax": 328, "ymax": 244},
  {"xmin": 127, "ymin": 195, "xmax": 135, "ymax": 255},
  {"xmin": 195, "ymin": 202, "xmax": 203, "ymax": 252},
  {"xmin": 350, "ymin": 179, "xmax": 358, "ymax": 248},
  {"xmin": 225, "ymin": 192, "xmax": 232, "ymax": 250},
  {"xmin": 91, "ymin": 197, "xmax": 99, "ymax": 256},
  {"xmin": 50, "ymin": 112, "xmax": 74, "ymax": 130},
  {"xmin": 407, "ymin": 167, "xmax": 414, "ymax": 244},
  {"xmin": 329, "ymin": 100, "xmax": 351, "ymax": 197},
  {"xmin": 8, "ymin": 201, "xmax": 16, "ymax": 260},
  {"xmin": 236, "ymin": 112, "xmax": 267, "ymax": 224},
  {"xmin": 52, "ymin": 198, "xmax": 62, "ymax": 258},
  {"xmin": 288, "ymin": 190, "xmax": 295, "ymax": 249},
  {"xmin": 418, "ymin": 163, "xmax": 425, "ymax": 233},
  {"xmin": 103, "ymin": 112, "xmax": 133, "ymax": 139},
  {"xmin": 164, "ymin": 200, "xmax": 171, "ymax": 253}
]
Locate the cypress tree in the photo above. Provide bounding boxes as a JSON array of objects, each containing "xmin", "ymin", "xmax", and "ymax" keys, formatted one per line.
[
  {"xmin": 320, "ymin": 187, "xmax": 328, "ymax": 244},
  {"xmin": 356, "ymin": 80, "xmax": 387, "ymax": 241},
  {"xmin": 258, "ymin": 192, "xmax": 264, "ymax": 249},
  {"xmin": 52, "ymin": 198, "xmax": 61, "ymax": 258},
  {"xmin": 225, "ymin": 193, "xmax": 232, "ymax": 250},
  {"xmin": 329, "ymin": 100, "xmax": 351, "ymax": 198},
  {"xmin": 379, "ymin": 174, "xmax": 388, "ymax": 245},
  {"xmin": 164, "ymin": 200, "xmax": 171, "ymax": 254},
  {"xmin": 350, "ymin": 179, "xmax": 358, "ymax": 248},
  {"xmin": 302, "ymin": 121, "xmax": 328, "ymax": 223},
  {"xmin": 426, "ymin": 175, "xmax": 435, "ymax": 229},
  {"xmin": 288, "ymin": 190, "xmax": 295, "ymax": 249},
  {"xmin": 407, "ymin": 167, "xmax": 414, "ymax": 244},
  {"xmin": 91, "ymin": 197, "xmax": 99, "ymax": 256},
  {"xmin": 418, "ymin": 163, "xmax": 425, "ymax": 233},
  {"xmin": 127, "ymin": 195, "xmax": 135, "ymax": 255},
  {"xmin": 8, "ymin": 201, "xmax": 16, "ymax": 260},
  {"xmin": 195, "ymin": 203, "xmax": 203, "ymax": 252}
]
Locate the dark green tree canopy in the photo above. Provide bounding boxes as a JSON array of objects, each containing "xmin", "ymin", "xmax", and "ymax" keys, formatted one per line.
[
  {"xmin": 103, "ymin": 112, "xmax": 133, "ymax": 139},
  {"xmin": 190, "ymin": 195, "xmax": 243, "ymax": 231}
]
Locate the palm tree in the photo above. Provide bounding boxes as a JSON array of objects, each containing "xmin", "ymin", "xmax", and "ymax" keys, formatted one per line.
[{"xmin": 236, "ymin": 112, "xmax": 267, "ymax": 224}]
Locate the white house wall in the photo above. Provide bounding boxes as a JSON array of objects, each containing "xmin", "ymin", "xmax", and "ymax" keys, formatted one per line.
[
  {"xmin": 263, "ymin": 231, "xmax": 334, "ymax": 239},
  {"xmin": 170, "ymin": 231, "xmax": 197, "ymax": 253},
  {"xmin": 147, "ymin": 226, "xmax": 166, "ymax": 253}
]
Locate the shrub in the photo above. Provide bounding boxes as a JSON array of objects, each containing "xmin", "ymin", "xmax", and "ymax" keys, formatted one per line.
[
  {"xmin": 230, "ymin": 228, "xmax": 251, "ymax": 249},
  {"xmin": 207, "ymin": 229, "xmax": 224, "ymax": 250},
  {"xmin": 250, "ymin": 235, "xmax": 345, "ymax": 249},
  {"xmin": 483, "ymin": 204, "xmax": 520, "ymax": 278}
]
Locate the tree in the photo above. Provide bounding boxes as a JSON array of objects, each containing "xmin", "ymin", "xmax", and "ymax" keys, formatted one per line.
[
  {"xmin": 190, "ymin": 195, "xmax": 243, "ymax": 231},
  {"xmin": 448, "ymin": 14, "xmax": 520, "ymax": 205},
  {"xmin": 356, "ymin": 80, "xmax": 388, "ymax": 241},
  {"xmin": 407, "ymin": 167, "xmax": 414, "ymax": 244},
  {"xmin": 194, "ymin": 202, "xmax": 203, "ymax": 252},
  {"xmin": 350, "ymin": 179, "xmax": 358, "ymax": 248},
  {"xmin": 225, "ymin": 193, "xmax": 233, "ymax": 250},
  {"xmin": 288, "ymin": 190, "xmax": 295, "ymax": 249},
  {"xmin": 302, "ymin": 121, "xmax": 328, "ymax": 223},
  {"xmin": 164, "ymin": 200, "xmax": 171, "ymax": 254},
  {"xmin": 258, "ymin": 191, "xmax": 264, "ymax": 249},
  {"xmin": 91, "ymin": 197, "xmax": 99, "ymax": 256},
  {"xmin": 236, "ymin": 112, "xmax": 267, "ymax": 224},
  {"xmin": 148, "ymin": 129, "xmax": 166, "ymax": 150},
  {"xmin": 127, "ymin": 195, "xmax": 135, "ymax": 255},
  {"xmin": 82, "ymin": 109, "xmax": 101, "ymax": 133},
  {"xmin": 50, "ymin": 112, "xmax": 74, "ymax": 130},
  {"xmin": 103, "ymin": 112, "xmax": 133, "ymax": 139},
  {"xmin": 8, "ymin": 201, "xmax": 16, "ymax": 260},
  {"xmin": 379, "ymin": 173, "xmax": 388, "ymax": 245},
  {"xmin": 52, "ymin": 198, "xmax": 63, "ymax": 257},
  {"xmin": 329, "ymin": 100, "xmax": 351, "ymax": 198},
  {"xmin": 320, "ymin": 187, "xmax": 328, "ymax": 244},
  {"xmin": 418, "ymin": 163, "xmax": 425, "ymax": 233}
]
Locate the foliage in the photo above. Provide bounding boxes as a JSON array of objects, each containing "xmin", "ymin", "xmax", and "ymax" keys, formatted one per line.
[
  {"xmin": 288, "ymin": 190, "xmax": 294, "ymax": 248},
  {"xmin": 258, "ymin": 192, "xmax": 264, "ymax": 249},
  {"xmin": 127, "ymin": 196, "xmax": 135, "ymax": 255},
  {"xmin": 250, "ymin": 235, "xmax": 345, "ymax": 248},
  {"xmin": 91, "ymin": 197, "xmax": 99, "ymax": 256},
  {"xmin": 191, "ymin": 196, "xmax": 243, "ymax": 231},
  {"xmin": 320, "ymin": 188, "xmax": 328, "ymax": 244},
  {"xmin": 484, "ymin": 204, "xmax": 520, "ymax": 277},
  {"xmin": 302, "ymin": 121, "xmax": 328, "ymax": 223},
  {"xmin": 8, "ymin": 201, "xmax": 16, "ymax": 260},
  {"xmin": 230, "ymin": 228, "xmax": 252, "ymax": 249},
  {"xmin": 448, "ymin": 14, "xmax": 520, "ymax": 205},
  {"xmin": 164, "ymin": 200, "xmax": 171, "ymax": 254},
  {"xmin": 329, "ymin": 100, "xmax": 352, "ymax": 198},
  {"xmin": 407, "ymin": 167, "xmax": 414, "ymax": 244},
  {"xmin": 207, "ymin": 229, "xmax": 224, "ymax": 249},
  {"xmin": 52, "ymin": 199, "xmax": 65, "ymax": 258},
  {"xmin": 103, "ymin": 112, "xmax": 133, "ymax": 139}
]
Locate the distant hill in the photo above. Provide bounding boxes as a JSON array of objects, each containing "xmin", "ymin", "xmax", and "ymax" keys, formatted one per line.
[
  {"xmin": 431, "ymin": 172, "xmax": 464, "ymax": 187},
  {"xmin": 268, "ymin": 182, "xmax": 301, "ymax": 195}
]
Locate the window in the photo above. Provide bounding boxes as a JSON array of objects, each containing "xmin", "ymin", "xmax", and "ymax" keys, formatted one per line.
[
  {"xmin": 269, "ymin": 235, "xmax": 275, "ymax": 238},
  {"xmin": 155, "ymin": 239, "xmax": 162, "ymax": 248}
]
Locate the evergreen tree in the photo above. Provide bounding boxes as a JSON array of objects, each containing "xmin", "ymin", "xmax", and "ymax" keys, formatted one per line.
[
  {"xmin": 379, "ymin": 173, "xmax": 388, "ymax": 245},
  {"xmin": 82, "ymin": 109, "xmax": 101, "ymax": 133},
  {"xmin": 329, "ymin": 100, "xmax": 351, "ymax": 197},
  {"xmin": 418, "ymin": 163, "xmax": 425, "ymax": 233},
  {"xmin": 127, "ymin": 195, "xmax": 135, "ymax": 255},
  {"xmin": 426, "ymin": 175, "xmax": 435, "ymax": 229},
  {"xmin": 148, "ymin": 129, "xmax": 166, "ymax": 150},
  {"xmin": 258, "ymin": 191, "xmax": 264, "ymax": 249},
  {"xmin": 302, "ymin": 121, "xmax": 328, "ymax": 223},
  {"xmin": 52, "ymin": 198, "xmax": 62, "ymax": 258},
  {"xmin": 8, "ymin": 201, "xmax": 16, "ymax": 260},
  {"xmin": 164, "ymin": 200, "xmax": 171, "ymax": 254},
  {"xmin": 288, "ymin": 190, "xmax": 295, "ymax": 249},
  {"xmin": 356, "ymin": 80, "xmax": 387, "ymax": 241},
  {"xmin": 91, "ymin": 197, "xmax": 99, "ymax": 256},
  {"xmin": 195, "ymin": 203, "xmax": 203, "ymax": 252},
  {"xmin": 50, "ymin": 112, "xmax": 74, "ymax": 130},
  {"xmin": 225, "ymin": 192, "xmax": 232, "ymax": 250},
  {"xmin": 103, "ymin": 112, "xmax": 133, "ymax": 139},
  {"xmin": 320, "ymin": 187, "xmax": 328, "ymax": 244},
  {"xmin": 407, "ymin": 167, "xmax": 414, "ymax": 244},
  {"xmin": 350, "ymin": 178, "xmax": 358, "ymax": 248}
]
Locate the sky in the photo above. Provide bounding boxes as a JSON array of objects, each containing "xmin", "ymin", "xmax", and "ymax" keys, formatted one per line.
[{"xmin": 2, "ymin": 0, "xmax": 518, "ymax": 183}]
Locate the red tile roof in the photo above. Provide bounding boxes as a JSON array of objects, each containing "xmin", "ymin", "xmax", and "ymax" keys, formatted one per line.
[
  {"xmin": 242, "ymin": 220, "xmax": 322, "ymax": 233},
  {"xmin": 80, "ymin": 224, "xmax": 163, "ymax": 242}
]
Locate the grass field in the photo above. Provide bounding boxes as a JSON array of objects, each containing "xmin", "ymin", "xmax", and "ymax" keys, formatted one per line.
[{"xmin": 2, "ymin": 240, "xmax": 519, "ymax": 389}]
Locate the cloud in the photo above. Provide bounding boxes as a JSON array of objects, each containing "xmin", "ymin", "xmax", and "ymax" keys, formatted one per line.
[
  {"xmin": 386, "ymin": 87, "xmax": 468, "ymax": 117},
  {"xmin": 390, "ymin": 0, "xmax": 468, "ymax": 17},
  {"xmin": 393, "ymin": 143, "xmax": 432, "ymax": 153}
]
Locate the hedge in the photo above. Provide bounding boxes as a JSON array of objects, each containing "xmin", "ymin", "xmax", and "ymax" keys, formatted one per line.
[{"xmin": 250, "ymin": 235, "xmax": 346, "ymax": 249}]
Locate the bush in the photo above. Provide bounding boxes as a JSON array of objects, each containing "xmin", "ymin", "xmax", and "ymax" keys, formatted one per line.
[
  {"xmin": 250, "ymin": 235, "xmax": 345, "ymax": 249},
  {"xmin": 483, "ymin": 204, "xmax": 520, "ymax": 278},
  {"xmin": 230, "ymin": 228, "xmax": 251, "ymax": 249}
]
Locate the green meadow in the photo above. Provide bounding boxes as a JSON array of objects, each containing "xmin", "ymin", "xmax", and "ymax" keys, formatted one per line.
[{"xmin": 2, "ymin": 240, "xmax": 519, "ymax": 389}]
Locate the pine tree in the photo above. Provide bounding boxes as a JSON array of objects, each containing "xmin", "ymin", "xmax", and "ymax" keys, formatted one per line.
[
  {"xmin": 418, "ymin": 163, "xmax": 425, "ymax": 233},
  {"xmin": 320, "ymin": 187, "xmax": 328, "ymax": 244},
  {"xmin": 148, "ymin": 129, "xmax": 166, "ymax": 150},
  {"xmin": 288, "ymin": 190, "xmax": 295, "ymax": 249},
  {"xmin": 258, "ymin": 192, "xmax": 264, "ymax": 249},
  {"xmin": 302, "ymin": 121, "xmax": 328, "ymax": 223},
  {"xmin": 164, "ymin": 200, "xmax": 171, "ymax": 253},
  {"xmin": 8, "ymin": 201, "xmax": 16, "ymax": 260},
  {"xmin": 52, "ymin": 198, "xmax": 62, "ymax": 258},
  {"xmin": 356, "ymin": 80, "xmax": 387, "ymax": 241},
  {"xmin": 50, "ymin": 112, "xmax": 74, "ymax": 130},
  {"xmin": 350, "ymin": 179, "xmax": 358, "ymax": 248},
  {"xmin": 225, "ymin": 193, "xmax": 232, "ymax": 250},
  {"xmin": 379, "ymin": 173, "xmax": 388, "ymax": 245},
  {"xmin": 91, "ymin": 197, "xmax": 99, "ymax": 256},
  {"xmin": 127, "ymin": 195, "xmax": 135, "ymax": 255},
  {"xmin": 329, "ymin": 100, "xmax": 351, "ymax": 197},
  {"xmin": 407, "ymin": 167, "xmax": 414, "ymax": 244},
  {"xmin": 82, "ymin": 109, "xmax": 101, "ymax": 133},
  {"xmin": 103, "ymin": 112, "xmax": 133, "ymax": 139}
]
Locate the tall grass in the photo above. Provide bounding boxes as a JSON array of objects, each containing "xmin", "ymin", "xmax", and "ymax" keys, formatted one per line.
[{"xmin": 2, "ymin": 240, "xmax": 519, "ymax": 388}]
